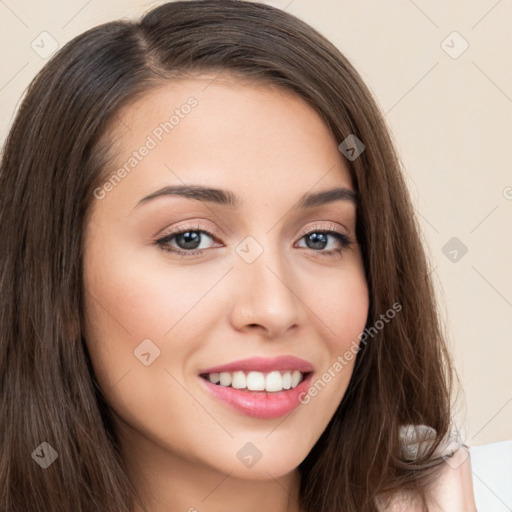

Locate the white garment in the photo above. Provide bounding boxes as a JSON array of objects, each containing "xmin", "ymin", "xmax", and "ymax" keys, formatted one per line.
[{"xmin": 470, "ymin": 439, "xmax": 512, "ymax": 511}]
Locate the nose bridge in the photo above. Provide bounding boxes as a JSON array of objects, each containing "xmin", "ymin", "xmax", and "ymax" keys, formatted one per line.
[{"xmin": 231, "ymin": 233, "xmax": 302, "ymax": 334}]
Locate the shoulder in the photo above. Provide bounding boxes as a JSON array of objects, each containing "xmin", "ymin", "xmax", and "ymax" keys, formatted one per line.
[
  {"xmin": 423, "ymin": 441, "xmax": 477, "ymax": 512},
  {"xmin": 375, "ymin": 425, "xmax": 478, "ymax": 512}
]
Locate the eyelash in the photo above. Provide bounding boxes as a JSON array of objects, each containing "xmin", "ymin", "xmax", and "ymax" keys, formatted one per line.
[{"xmin": 155, "ymin": 222, "xmax": 354, "ymax": 258}]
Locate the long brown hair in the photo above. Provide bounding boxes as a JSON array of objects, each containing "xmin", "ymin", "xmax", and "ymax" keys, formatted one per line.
[{"xmin": 0, "ymin": 1, "xmax": 460, "ymax": 510}]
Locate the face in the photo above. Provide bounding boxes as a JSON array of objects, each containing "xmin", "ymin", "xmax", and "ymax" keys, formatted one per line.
[{"xmin": 83, "ymin": 75, "xmax": 369, "ymax": 481}]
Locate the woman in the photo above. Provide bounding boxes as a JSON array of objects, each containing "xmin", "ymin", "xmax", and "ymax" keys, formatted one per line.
[{"xmin": 0, "ymin": 1, "xmax": 476, "ymax": 510}]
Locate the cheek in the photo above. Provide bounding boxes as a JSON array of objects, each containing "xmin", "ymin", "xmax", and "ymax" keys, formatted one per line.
[
  {"xmin": 82, "ymin": 234, "xmax": 237, "ymax": 398},
  {"xmin": 82, "ymin": 244, "xmax": 233, "ymax": 456},
  {"xmin": 310, "ymin": 261, "xmax": 369, "ymax": 351},
  {"xmin": 296, "ymin": 261, "xmax": 369, "ymax": 416}
]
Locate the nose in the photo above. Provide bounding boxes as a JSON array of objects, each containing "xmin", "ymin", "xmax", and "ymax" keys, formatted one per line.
[{"xmin": 228, "ymin": 244, "xmax": 304, "ymax": 339}]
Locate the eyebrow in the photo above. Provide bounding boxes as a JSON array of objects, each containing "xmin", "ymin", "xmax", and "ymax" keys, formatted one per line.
[{"xmin": 134, "ymin": 184, "xmax": 358, "ymax": 210}]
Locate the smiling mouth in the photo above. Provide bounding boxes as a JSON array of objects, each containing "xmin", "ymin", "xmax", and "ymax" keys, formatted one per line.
[{"xmin": 199, "ymin": 370, "xmax": 311, "ymax": 393}]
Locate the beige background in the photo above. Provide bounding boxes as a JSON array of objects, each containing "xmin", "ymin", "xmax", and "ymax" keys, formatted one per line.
[{"xmin": 1, "ymin": 0, "xmax": 511, "ymax": 447}]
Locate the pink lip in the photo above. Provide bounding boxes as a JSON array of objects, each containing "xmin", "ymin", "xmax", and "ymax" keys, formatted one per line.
[
  {"xmin": 198, "ymin": 371, "xmax": 314, "ymax": 419},
  {"xmin": 198, "ymin": 355, "xmax": 315, "ymax": 374}
]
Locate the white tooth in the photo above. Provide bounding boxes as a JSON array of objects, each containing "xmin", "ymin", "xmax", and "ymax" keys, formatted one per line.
[
  {"xmin": 246, "ymin": 371, "xmax": 265, "ymax": 391},
  {"xmin": 231, "ymin": 371, "xmax": 247, "ymax": 389},
  {"xmin": 265, "ymin": 371, "xmax": 283, "ymax": 392},
  {"xmin": 281, "ymin": 371, "xmax": 292, "ymax": 390},
  {"xmin": 291, "ymin": 370, "xmax": 302, "ymax": 388},
  {"xmin": 219, "ymin": 372, "xmax": 231, "ymax": 386},
  {"xmin": 208, "ymin": 372, "xmax": 220, "ymax": 384}
]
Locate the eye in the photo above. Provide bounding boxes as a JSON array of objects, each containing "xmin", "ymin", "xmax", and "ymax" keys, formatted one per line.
[
  {"xmin": 155, "ymin": 222, "xmax": 354, "ymax": 258},
  {"xmin": 156, "ymin": 226, "xmax": 220, "ymax": 256},
  {"xmin": 156, "ymin": 224, "xmax": 220, "ymax": 257},
  {"xmin": 295, "ymin": 223, "xmax": 354, "ymax": 257}
]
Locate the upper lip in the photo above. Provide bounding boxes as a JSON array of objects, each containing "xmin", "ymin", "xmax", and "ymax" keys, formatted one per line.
[{"xmin": 198, "ymin": 355, "xmax": 315, "ymax": 375}]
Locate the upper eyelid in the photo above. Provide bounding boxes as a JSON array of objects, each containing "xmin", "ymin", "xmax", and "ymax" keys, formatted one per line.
[
  {"xmin": 298, "ymin": 221, "xmax": 349, "ymax": 235},
  {"xmin": 157, "ymin": 223, "xmax": 219, "ymax": 242},
  {"xmin": 157, "ymin": 221, "xmax": 350, "ymax": 240}
]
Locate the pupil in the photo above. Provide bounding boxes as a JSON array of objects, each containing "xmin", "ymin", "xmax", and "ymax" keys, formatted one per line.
[
  {"xmin": 177, "ymin": 231, "xmax": 201, "ymax": 249},
  {"xmin": 307, "ymin": 232, "xmax": 327, "ymax": 250}
]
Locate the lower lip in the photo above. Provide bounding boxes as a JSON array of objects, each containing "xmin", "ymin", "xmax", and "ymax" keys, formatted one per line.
[{"xmin": 198, "ymin": 373, "xmax": 314, "ymax": 419}]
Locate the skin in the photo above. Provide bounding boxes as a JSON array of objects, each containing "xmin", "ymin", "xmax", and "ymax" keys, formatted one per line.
[{"xmin": 83, "ymin": 74, "xmax": 369, "ymax": 512}]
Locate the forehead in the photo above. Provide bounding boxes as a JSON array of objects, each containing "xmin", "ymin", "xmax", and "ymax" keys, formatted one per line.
[{"xmin": 98, "ymin": 75, "xmax": 354, "ymax": 211}]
